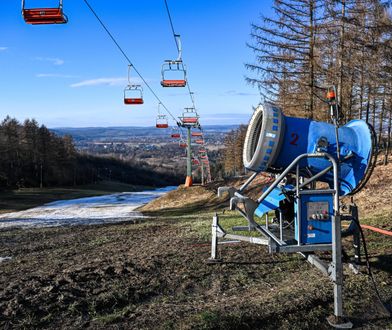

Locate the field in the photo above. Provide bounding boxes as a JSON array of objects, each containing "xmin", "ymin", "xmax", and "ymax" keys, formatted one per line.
[{"xmin": 0, "ymin": 166, "xmax": 391, "ymax": 329}]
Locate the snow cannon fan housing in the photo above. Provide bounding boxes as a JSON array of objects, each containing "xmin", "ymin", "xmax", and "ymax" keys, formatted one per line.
[{"xmin": 243, "ymin": 103, "xmax": 375, "ymax": 195}]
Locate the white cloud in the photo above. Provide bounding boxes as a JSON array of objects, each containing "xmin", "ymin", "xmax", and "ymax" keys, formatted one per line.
[
  {"xmin": 0, "ymin": 47, "xmax": 8, "ymax": 51},
  {"xmin": 35, "ymin": 57, "xmax": 65, "ymax": 66},
  {"xmin": 70, "ymin": 77, "xmax": 131, "ymax": 88},
  {"xmin": 36, "ymin": 73, "xmax": 78, "ymax": 78},
  {"xmin": 225, "ymin": 90, "xmax": 258, "ymax": 96}
]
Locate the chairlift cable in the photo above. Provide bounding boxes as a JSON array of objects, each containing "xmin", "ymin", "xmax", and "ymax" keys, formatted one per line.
[
  {"xmin": 163, "ymin": 0, "xmax": 180, "ymax": 54},
  {"xmin": 163, "ymin": 0, "xmax": 198, "ymax": 113},
  {"xmin": 82, "ymin": 0, "xmax": 178, "ymax": 123}
]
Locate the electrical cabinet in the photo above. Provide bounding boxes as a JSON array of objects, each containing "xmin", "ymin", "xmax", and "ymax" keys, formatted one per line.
[{"xmin": 295, "ymin": 191, "xmax": 334, "ymax": 244}]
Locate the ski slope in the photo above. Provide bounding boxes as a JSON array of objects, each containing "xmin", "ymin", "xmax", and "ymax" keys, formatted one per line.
[{"xmin": 0, "ymin": 186, "xmax": 175, "ymax": 229}]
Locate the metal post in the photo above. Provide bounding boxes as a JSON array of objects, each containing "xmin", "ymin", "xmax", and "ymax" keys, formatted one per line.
[
  {"xmin": 328, "ymin": 154, "xmax": 352, "ymax": 328},
  {"xmin": 201, "ymin": 162, "xmax": 205, "ymax": 186},
  {"xmin": 279, "ymin": 210, "xmax": 283, "ymax": 241},
  {"xmin": 332, "ymin": 214, "xmax": 343, "ymax": 317},
  {"xmin": 207, "ymin": 213, "xmax": 222, "ymax": 264},
  {"xmin": 185, "ymin": 126, "xmax": 193, "ymax": 187}
]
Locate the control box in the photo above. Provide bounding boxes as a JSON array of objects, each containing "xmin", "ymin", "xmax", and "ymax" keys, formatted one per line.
[{"xmin": 294, "ymin": 192, "xmax": 333, "ymax": 244}]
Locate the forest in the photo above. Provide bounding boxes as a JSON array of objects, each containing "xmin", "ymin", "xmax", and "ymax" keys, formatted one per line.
[
  {"xmin": 223, "ymin": 0, "xmax": 392, "ymax": 176},
  {"xmin": 0, "ymin": 116, "xmax": 180, "ymax": 189}
]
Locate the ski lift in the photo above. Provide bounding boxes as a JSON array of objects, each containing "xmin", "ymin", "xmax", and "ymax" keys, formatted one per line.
[
  {"xmin": 179, "ymin": 141, "xmax": 187, "ymax": 148},
  {"xmin": 161, "ymin": 61, "xmax": 187, "ymax": 87},
  {"xmin": 199, "ymin": 148, "xmax": 206, "ymax": 153},
  {"xmin": 200, "ymin": 155, "xmax": 207, "ymax": 159},
  {"xmin": 180, "ymin": 107, "xmax": 199, "ymax": 126},
  {"xmin": 171, "ymin": 127, "xmax": 181, "ymax": 138},
  {"xmin": 156, "ymin": 115, "xmax": 169, "ymax": 128},
  {"xmin": 195, "ymin": 139, "xmax": 204, "ymax": 145},
  {"xmin": 124, "ymin": 65, "xmax": 143, "ymax": 105},
  {"xmin": 191, "ymin": 131, "xmax": 203, "ymax": 137},
  {"xmin": 22, "ymin": 0, "xmax": 68, "ymax": 24},
  {"xmin": 192, "ymin": 159, "xmax": 200, "ymax": 166},
  {"xmin": 161, "ymin": 35, "xmax": 187, "ymax": 88},
  {"xmin": 156, "ymin": 103, "xmax": 169, "ymax": 128}
]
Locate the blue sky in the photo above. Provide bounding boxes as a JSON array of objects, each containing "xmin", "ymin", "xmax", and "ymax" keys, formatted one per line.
[{"xmin": 0, "ymin": 0, "xmax": 273, "ymax": 127}]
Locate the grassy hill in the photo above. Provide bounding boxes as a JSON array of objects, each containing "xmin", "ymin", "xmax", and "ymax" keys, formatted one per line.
[{"xmin": 0, "ymin": 162, "xmax": 391, "ymax": 329}]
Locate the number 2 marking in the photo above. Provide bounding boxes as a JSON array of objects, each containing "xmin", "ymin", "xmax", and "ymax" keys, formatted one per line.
[{"xmin": 290, "ymin": 133, "xmax": 299, "ymax": 146}]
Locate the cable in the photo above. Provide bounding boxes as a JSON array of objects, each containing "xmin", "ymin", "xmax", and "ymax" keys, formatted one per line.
[
  {"xmin": 163, "ymin": 0, "xmax": 197, "ymax": 112},
  {"xmin": 82, "ymin": 0, "xmax": 179, "ymax": 123},
  {"xmin": 353, "ymin": 217, "xmax": 391, "ymax": 316},
  {"xmin": 361, "ymin": 224, "xmax": 392, "ymax": 237},
  {"xmin": 163, "ymin": 0, "xmax": 180, "ymax": 53}
]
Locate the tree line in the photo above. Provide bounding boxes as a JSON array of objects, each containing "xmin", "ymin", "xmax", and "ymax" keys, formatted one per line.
[
  {"xmin": 222, "ymin": 0, "xmax": 392, "ymax": 175},
  {"xmin": 0, "ymin": 116, "xmax": 180, "ymax": 189}
]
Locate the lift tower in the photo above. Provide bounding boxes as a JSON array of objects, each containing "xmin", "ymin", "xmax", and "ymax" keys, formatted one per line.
[{"xmin": 179, "ymin": 108, "xmax": 200, "ymax": 187}]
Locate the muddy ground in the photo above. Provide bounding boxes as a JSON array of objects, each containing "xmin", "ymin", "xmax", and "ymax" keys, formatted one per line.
[
  {"xmin": 0, "ymin": 209, "xmax": 391, "ymax": 329},
  {"xmin": 0, "ymin": 163, "xmax": 392, "ymax": 329}
]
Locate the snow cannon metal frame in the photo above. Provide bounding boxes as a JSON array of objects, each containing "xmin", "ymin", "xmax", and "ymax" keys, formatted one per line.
[{"xmin": 208, "ymin": 102, "xmax": 377, "ymax": 328}]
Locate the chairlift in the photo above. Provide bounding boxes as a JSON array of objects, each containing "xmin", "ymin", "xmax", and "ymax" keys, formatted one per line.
[
  {"xmin": 195, "ymin": 139, "xmax": 204, "ymax": 145},
  {"xmin": 155, "ymin": 103, "xmax": 168, "ymax": 128},
  {"xmin": 156, "ymin": 115, "xmax": 169, "ymax": 128},
  {"xmin": 180, "ymin": 107, "xmax": 199, "ymax": 126},
  {"xmin": 124, "ymin": 65, "xmax": 143, "ymax": 105},
  {"xmin": 199, "ymin": 148, "xmax": 206, "ymax": 153},
  {"xmin": 171, "ymin": 127, "xmax": 181, "ymax": 138},
  {"xmin": 22, "ymin": 0, "xmax": 68, "ymax": 24},
  {"xmin": 192, "ymin": 159, "xmax": 200, "ymax": 166},
  {"xmin": 191, "ymin": 131, "xmax": 203, "ymax": 137},
  {"xmin": 179, "ymin": 141, "xmax": 187, "ymax": 148},
  {"xmin": 160, "ymin": 35, "xmax": 187, "ymax": 88},
  {"xmin": 161, "ymin": 61, "xmax": 187, "ymax": 87}
]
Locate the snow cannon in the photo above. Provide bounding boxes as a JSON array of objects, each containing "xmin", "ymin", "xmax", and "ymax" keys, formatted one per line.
[{"xmin": 243, "ymin": 103, "xmax": 375, "ymax": 195}]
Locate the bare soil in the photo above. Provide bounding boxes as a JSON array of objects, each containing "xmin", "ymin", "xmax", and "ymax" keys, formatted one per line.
[{"xmin": 0, "ymin": 165, "xmax": 391, "ymax": 329}]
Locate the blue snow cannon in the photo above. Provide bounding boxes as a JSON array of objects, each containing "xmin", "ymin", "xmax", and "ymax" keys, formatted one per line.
[{"xmin": 242, "ymin": 103, "xmax": 375, "ymax": 195}]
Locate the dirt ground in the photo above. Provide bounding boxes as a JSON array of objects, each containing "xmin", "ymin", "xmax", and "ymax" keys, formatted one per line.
[{"xmin": 0, "ymin": 164, "xmax": 391, "ymax": 329}]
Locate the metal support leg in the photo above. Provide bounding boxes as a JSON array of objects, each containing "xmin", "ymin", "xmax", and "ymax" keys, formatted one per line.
[
  {"xmin": 327, "ymin": 215, "xmax": 353, "ymax": 328},
  {"xmin": 207, "ymin": 213, "xmax": 222, "ymax": 264}
]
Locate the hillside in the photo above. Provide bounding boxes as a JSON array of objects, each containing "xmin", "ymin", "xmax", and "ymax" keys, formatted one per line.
[{"xmin": 0, "ymin": 163, "xmax": 391, "ymax": 329}]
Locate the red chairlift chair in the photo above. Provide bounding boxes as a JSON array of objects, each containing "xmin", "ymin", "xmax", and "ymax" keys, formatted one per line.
[
  {"xmin": 161, "ymin": 60, "xmax": 187, "ymax": 87},
  {"xmin": 124, "ymin": 85, "xmax": 143, "ymax": 105},
  {"xmin": 191, "ymin": 131, "xmax": 203, "ymax": 137},
  {"xmin": 124, "ymin": 65, "xmax": 143, "ymax": 105},
  {"xmin": 156, "ymin": 114, "xmax": 169, "ymax": 129},
  {"xmin": 22, "ymin": 0, "xmax": 68, "ymax": 24},
  {"xmin": 195, "ymin": 139, "xmax": 204, "ymax": 145},
  {"xmin": 171, "ymin": 127, "xmax": 181, "ymax": 138},
  {"xmin": 160, "ymin": 35, "xmax": 187, "ymax": 88},
  {"xmin": 180, "ymin": 108, "xmax": 199, "ymax": 126}
]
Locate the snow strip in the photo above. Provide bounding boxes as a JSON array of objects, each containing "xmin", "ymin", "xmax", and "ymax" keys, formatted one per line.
[{"xmin": 0, "ymin": 186, "xmax": 176, "ymax": 230}]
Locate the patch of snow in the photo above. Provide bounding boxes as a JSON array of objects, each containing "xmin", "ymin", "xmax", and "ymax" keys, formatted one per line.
[
  {"xmin": 0, "ymin": 186, "xmax": 176, "ymax": 230},
  {"xmin": 0, "ymin": 256, "xmax": 12, "ymax": 263}
]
